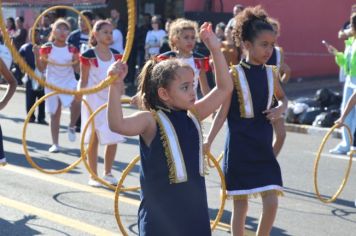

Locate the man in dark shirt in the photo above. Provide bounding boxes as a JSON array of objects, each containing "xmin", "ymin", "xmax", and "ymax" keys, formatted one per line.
[
  {"xmin": 12, "ymin": 16, "xmax": 27, "ymax": 50},
  {"xmin": 11, "ymin": 16, "xmax": 27, "ymax": 84},
  {"xmin": 67, "ymin": 10, "xmax": 95, "ymax": 53},
  {"xmin": 19, "ymin": 28, "xmax": 46, "ymax": 124}
]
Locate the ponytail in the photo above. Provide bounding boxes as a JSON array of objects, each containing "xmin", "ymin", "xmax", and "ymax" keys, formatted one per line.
[{"xmin": 137, "ymin": 59, "xmax": 159, "ymax": 110}]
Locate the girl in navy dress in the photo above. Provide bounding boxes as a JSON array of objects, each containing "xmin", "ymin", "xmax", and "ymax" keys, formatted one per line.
[
  {"xmin": 266, "ymin": 17, "xmax": 291, "ymax": 157},
  {"xmin": 0, "ymin": 58, "xmax": 17, "ymax": 166},
  {"xmin": 204, "ymin": 6, "xmax": 288, "ymax": 236},
  {"xmin": 107, "ymin": 22, "xmax": 232, "ymax": 236}
]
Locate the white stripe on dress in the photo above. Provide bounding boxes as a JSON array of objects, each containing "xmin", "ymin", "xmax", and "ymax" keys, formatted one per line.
[
  {"xmin": 156, "ymin": 110, "xmax": 187, "ymax": 183},
  {"xmin": 236, "ymin": 65, "xmax": 254, "ymax": 118}
]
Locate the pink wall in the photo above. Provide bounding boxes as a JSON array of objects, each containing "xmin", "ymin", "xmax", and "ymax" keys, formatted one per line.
[{"xmin": 185, "ymin": 0, "xmax": 354, "ymax": 78}]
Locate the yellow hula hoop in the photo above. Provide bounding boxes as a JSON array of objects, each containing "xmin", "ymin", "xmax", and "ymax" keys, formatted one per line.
[
  {"xmin": 114, "ymin": 152, "xmax": 227, "ymax": 235},
  {"xmin": 40, "ymin": 57, "xmax": 79, "ymax": 67},
  {"xmin": 314, "ymin": 123, "xmax": 353, "ymax": 203},
  {"xmin": 31, "ymin": 5, "xmax": 91, "ymax": 67},
  {"xmin": 114, "ymin": 155, "xmax": 140, "ymax": 236},
  {"xmin": 0, "ymin": 0, "xmax": 136, "ymax": 95},
  {"xmin": 207, "ymin": 151, "xmax": 224, "ymax": 168},
  {"xmin": 22, "ymin": 92, "xmax": 94, "ymax": 174},
  {"xmin": 31, "ymin": 5, "xmax": 92, "ymax": 46},
  {"xmin": 80, "ymin": 98, "xmax": 140, "ymax": 191}
]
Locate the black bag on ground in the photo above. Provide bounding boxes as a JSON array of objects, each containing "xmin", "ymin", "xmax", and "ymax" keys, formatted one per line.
[
  {"xmin": 298, "ymin": 107, "xmax": 323, "ymax": 125},
  {"xmin": 312, "ymin": 109, "xmax": 340, "ymax": 127}
]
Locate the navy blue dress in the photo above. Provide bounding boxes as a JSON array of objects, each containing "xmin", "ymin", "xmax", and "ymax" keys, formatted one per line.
[
  {"xmin": 138, "ymin": 109, "xmax": 211, "ymax": 236},
  {"xmin": 224, "ymin": 61, "xmax": 283, "ymax": 197}
]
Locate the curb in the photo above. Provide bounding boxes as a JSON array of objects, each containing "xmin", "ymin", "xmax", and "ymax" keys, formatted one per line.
[{"xmin": 285, "ymin": 123, "xmax": 341, "ymax": 138}]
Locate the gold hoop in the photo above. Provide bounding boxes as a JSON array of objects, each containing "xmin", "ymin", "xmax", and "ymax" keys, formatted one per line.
[
  {"xmin": 22, "ymin": 92, "xmax": 94, "ymax": 174},
  {"xmin": 314, "ymin": 123, "xmax": 353, "ymax": 203},
  {"xmin": 207, "ymin": 151, "xmax": 224, "ymax": 168},
  {"xmin": 114, "ymin": 152, "xmax": 227, "ymax": 235},
  {"xmin": 31, "ymin": 5, "xmax": 92, "ymax": 47},
  {"xmin": 40, "ymin": 56, "xmax": 79, "ymax": 67},
  {"xmin": 0, "ymin": 1, "xmax": 136, "ymax": 95},
  {"xmin": 80, "ymin": 98, "xmax": 140, "ymax": 191},
  {"xmin": 31, "ymin": 5, "xmax": 91, "ymax": 67}
]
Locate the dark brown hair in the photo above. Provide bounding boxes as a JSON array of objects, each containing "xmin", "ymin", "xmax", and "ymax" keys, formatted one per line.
[
  {"xmin": 88, "ymin": 19, "xmax": 112, "ymax": 47},
  {"xmin": 232, "ymin": 5, "xmax": 274, "ymax": 47},
  {"xmin": 137, "ymin": 58, "xmax": 193, "ymax": 110}
]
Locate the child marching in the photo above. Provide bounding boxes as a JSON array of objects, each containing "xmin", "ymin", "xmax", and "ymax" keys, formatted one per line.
[
  {"xmin": 107, "ymin": 22, "xmax": 232, "ymax": 236},
  {"xmin": 204, "ymin": 6, "xmax": 288, "ymax": 236},
  {"xmin": 78, "ymin": 20, "xmax": 126, "ymax": 187}
]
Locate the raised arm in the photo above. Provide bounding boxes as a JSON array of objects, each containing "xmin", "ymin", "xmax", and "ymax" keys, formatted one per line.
[
  {"xmin": 107, "ymin": 61, "xmax": 155, "ymax": 137},
  {"xmin": 194, "ymin": 23, "xmax": 233, "ymax": 120}
]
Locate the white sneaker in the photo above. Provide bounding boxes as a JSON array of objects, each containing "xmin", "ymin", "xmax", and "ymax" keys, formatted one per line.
[
  {"xmin": 48, "ymin": 144, "xmax": 60, "ymax": 153},
  {"xmin": 329, "ymin": 148, "xmax": 347, "ymax": 155},
  {"xmin": 67, "ymin": 127, "xmax": 76, "ymax": 142},
  {"xmin": 88, "ymin": 178, "xmax": 102, "ymax": 187},
  {"xmin": 103, "ymin": 173, "xmax": 118, "ymax": 186},
  {"xmin": 0, "ymin": 158, "xmax": 6, "ymax": 166}
]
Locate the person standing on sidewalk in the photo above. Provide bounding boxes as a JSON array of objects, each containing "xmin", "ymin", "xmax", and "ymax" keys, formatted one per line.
[
  {"xmin": 325, "ymin": 12, "xmax": 356, "ymax": 156},
  {"xmin": 0, "ymin": 58, "xmax": 17, "ymax": 166}
]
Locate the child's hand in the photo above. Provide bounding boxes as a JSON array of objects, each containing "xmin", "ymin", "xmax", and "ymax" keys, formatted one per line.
[
  {"xmin": 203, "ymin": 140, "xmax": 212, "ymax": 155},
  {"xmin": 322, "ymin": 41, "xmax": 338, "ymax": 55},
  {"xmin": 107, "ymin": 60, "xmax": 128, "ymax": 80},
  {"xmin": 130, "ymin": 93, "xmax": 140, "ymax": 107},
  {"xmin": 263, "ymin": 106, "xmax": 285, "ymax": 122},
  {"xmin": 334, "ymin": 117, "xmax": 345, "ymax": 128},
  {"xmin": 199, "ymin": 22, "xmax": 220, "ymax": 51}
]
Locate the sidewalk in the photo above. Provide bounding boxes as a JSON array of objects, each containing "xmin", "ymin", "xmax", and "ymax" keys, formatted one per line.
[{"xmin": 0, "ymin": 76, "xmax": 344, "ymax": 138}]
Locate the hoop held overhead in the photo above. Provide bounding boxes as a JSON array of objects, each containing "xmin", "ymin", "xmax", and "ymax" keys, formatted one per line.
[
  {"xmin": 0, "ymin": 0, "xmax": 136, "ymax": 95},
  {"xmin": 31, "ymin": 5, "xmax": 91, "ymax": 67}
]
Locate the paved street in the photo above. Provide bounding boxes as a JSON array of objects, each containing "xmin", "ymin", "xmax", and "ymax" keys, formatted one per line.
[{"xmin": 1, "ymin": 91, "xmax": 356, "ymax": 236}]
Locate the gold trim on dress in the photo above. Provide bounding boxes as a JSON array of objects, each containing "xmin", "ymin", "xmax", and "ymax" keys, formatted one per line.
[
  {"xmin": 233, "ymin": 65, "xmax": 254, "ymax": 118},
  {"xmin": 152, "ymin": 110, "xmax": 188, "ymax": 184},
  {"xmin": 229, "ymin": 190, "xmax": 284, "ymax": 200}
]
